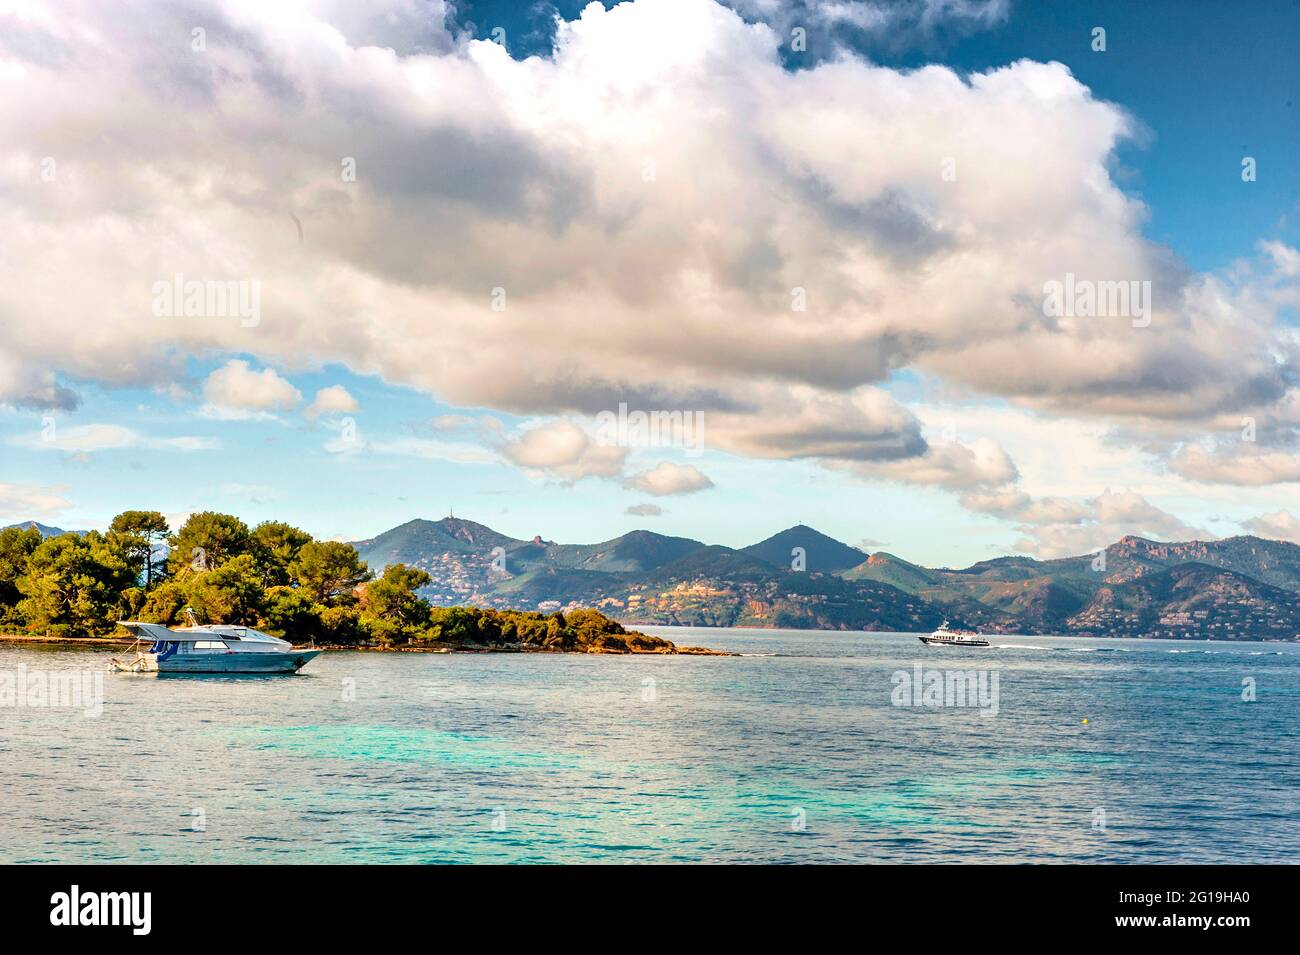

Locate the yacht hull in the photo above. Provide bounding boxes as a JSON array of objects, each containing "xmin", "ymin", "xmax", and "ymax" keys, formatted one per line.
[
  {"xmin": 134, "ymin": 650, "xmax": 321, "ymax": 673},
  {"xmin": 918, "ymin": 635, "xmax": 990, "ymax": 647}
]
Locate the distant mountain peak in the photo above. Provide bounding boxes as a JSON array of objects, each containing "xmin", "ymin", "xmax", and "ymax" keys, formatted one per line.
[
  {"xmin": 741, "ymin": 524, "xmax": 870, "ymax": 574},
  {"xmin": 433, "ymin": 516, "xmax": 511, "ymax": 543},
  {"xmin": 2, "ymin": 521, "xmax": 76, "ymax": 538},
  {"xmin": 348, "ymin": 516, "xmax": 524, "ymax": 567},
  {"xmin": 1112, "ymin": 534, "xmax": 1160, "ymax": 550}
]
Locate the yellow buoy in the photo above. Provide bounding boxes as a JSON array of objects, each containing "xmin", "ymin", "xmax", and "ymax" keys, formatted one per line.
[{"xmin": 1081, "ymin": 718, "xmax": 1089, "ymax": 724}]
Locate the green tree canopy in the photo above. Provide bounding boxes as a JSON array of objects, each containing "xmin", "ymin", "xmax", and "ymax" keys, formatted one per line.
[
  {"xmin": 137, "ymin": 579, "xmax": 189, "ymax": 626},
  {"xmin": 185, "ymin": 554, "xmax": 265, "ymax": 625},
  {"xmin": 251, "ymin": 521, "xmax": 314, "ymax": 587},
  {"xmin": 360, "ymin": 563, "xmax": 432, "ymax": 644},
  {"xmin": 427, "ymin": 605, "xmax": 485, "ymax": 643},
  {"xmin": 290, "ymin": 541, "xmax": 371, "ymax": 604},
  {"xmin": 109, "ymin": 510, "xmax": 170, "ymax": 587},
  {"xmin": 261, "ymin": 586, "xmax": 320, "ymax": 641},
  {"xmin": 168, "ymin": 512, "xmax": 251, "ymax": 578},
  {"xmin": 0, "ymin": 526, "xmax": 43, "ymax": 624},
  {"xmin": 16, "ymin": 531, "xmax": 137, "ymax": 635}
]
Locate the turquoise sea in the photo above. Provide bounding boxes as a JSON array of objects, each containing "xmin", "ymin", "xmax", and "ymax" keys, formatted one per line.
[{"xmin": 1, "ymin": 628, "xmax": 1297, "ymax": 863}]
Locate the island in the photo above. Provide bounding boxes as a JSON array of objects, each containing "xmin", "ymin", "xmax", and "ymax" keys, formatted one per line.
[
  {"xmin": 0, "ymin": 514, "xmax": 724, "ymax": 655},
  {"xmin": 318, "ymin": 606, "xmax": 725, "ymax": 655}
]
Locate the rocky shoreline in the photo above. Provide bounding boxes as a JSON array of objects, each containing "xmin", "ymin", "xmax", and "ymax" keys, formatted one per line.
[
  {"xmin": 0, "ymin": 631, "xmax": 730, "ymax": 656},
  {"xmin": 0, "ymin": 633, "xmax": 135, "ymax": 646},
  {"xmin": 314, "ymin": 642, "xmax": 730, "ymax": 655}
]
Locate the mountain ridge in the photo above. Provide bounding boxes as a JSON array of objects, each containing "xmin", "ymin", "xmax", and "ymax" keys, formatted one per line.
[
  {"xmin": 2, "ymin": 521, "xmax": 82, "ymax": 538},
  {"xmin": 346, "ymin": 517, "xmax": 1300, "ymax": 640}
]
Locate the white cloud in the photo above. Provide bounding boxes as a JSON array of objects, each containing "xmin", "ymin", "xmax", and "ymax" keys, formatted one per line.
[
  {"xmin": 960, "ymin": 487, "xmax": 1090, "ymax": 525},
  {"xmin": 725, "ymin": 0, "xmax": 1008, "ymax": 49},
  {"xmin": 365, "ymin": 435, "xmax": 497, "ymax": 464},
  {"xmin": 1009, "ymin": 489, "xmax": 1212, "ymax": 558},
  {"xmin": 626, "ymin": 461, "xmax": 715, "ymax": 496},
  {"xmin": 198, "ymin": 404, "xmax": 284, "ymax": 422},
  {"xmin": 1241, "ymin": 510, "xmax": 1300, "ymax": 544},
  {"xmin": 704, "ymin": 385, "xmax": 926, "ymax": 462},
  {"xmin": 315, "ymin": 415, "xmax": 493, "ymax": 463},
  {"xmin": 431, "ymin": 414, "xmax": 479, "ymax": 431},
  {"xmin": 1171, "ymin": 445, "xmax": 1300, "ymax": 486},
  {"xmin": 304, "ymin": 385, "xmax": 359, "ymax": 419},
  {"xmin": 0, "ymin": 0, "xmax": 1293, "ymax": 511},
  {"xmin": 218, "ymin": 483, "xmax": 280, "ymax": 504},
  {"xmin": 163, "ymin": 510, "xmax": 195, "ymax": 533},
  {"xmin": 202, "ymin": 360, "xmax": 302, "ymax": 415},
  {"xmin": 12, "ymin": 423, "xmax": 218, "ymax": 453},
  {"xmin": 843, "ymin": 437, "xmax": 1017, "ymax": 488},
  {"xmin": 626, "ymin": 502, "xmax": 665, "ymax": 517},
  {"xmin": 0, "ymin": 482, "xmax": 72, "ymax": 522},
  {"xmin": 350, "ymin": 415, "xmax": 717, "ymax": 494},
  {"xmin": 499, "ymin": 420, "xmax": 628, "ymax": 482},
  {"xmin": 1260, "ymin": 240, "xmax": 1300, "ymax": 278}
]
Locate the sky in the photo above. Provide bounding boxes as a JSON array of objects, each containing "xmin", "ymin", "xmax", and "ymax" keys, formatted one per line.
[{"xmin": 0, "ymin": 0, "xmax": 1298, "ymax": 567}]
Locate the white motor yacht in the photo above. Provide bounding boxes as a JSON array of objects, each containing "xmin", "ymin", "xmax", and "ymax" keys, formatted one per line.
[
  {"xmin": 110, "ymin": 610, "xmax": 320, "ymax": 673},
  {"xmin": 919, "ymin": 621, "xmax": 990, "ymax": 647}
]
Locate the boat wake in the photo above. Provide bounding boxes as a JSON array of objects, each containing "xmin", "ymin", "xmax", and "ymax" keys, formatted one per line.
[{"xmin": 989, "ymin": 644, "xmax": 1136, "ymax": 652}]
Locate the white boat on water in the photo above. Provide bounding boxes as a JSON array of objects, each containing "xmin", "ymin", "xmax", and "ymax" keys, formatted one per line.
[
  {"xmin": 109, "ymin": 611, "xmax": 320, "ymax": 674},
  {"xmin": 919, "ymin": 621, "xmax": 990, "ymax": 647}
]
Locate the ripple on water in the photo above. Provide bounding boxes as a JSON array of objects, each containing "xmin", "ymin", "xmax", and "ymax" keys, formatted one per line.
[{"xmin": 0, "ymin": 632, "xmax": 1297, "ymax": 863}]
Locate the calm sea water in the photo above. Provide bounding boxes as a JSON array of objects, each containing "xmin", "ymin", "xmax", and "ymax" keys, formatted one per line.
[{"xmin": 1, "ymin": 628, "xmax": 1297, "ymax": 864}]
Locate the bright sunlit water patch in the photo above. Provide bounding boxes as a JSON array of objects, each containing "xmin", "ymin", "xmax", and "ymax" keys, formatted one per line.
[{"xmin": 1, "ymin": 629, "xmax": 1296, "ymax": 863}]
